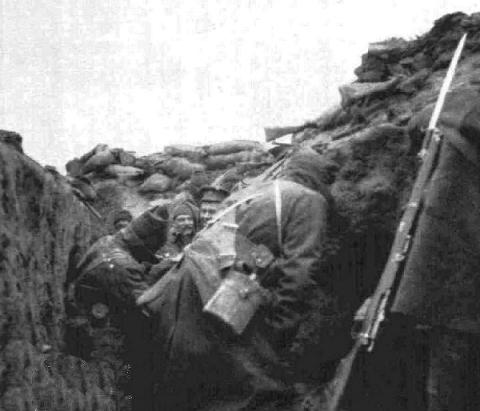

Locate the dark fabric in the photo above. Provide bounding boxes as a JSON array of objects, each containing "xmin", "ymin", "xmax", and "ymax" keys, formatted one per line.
[
  {"xmin": 74, "ymin": 235, "xmax": 151, "ymax": 307},
  {"xmin": 143, "ymin": 178, "xmax": 333, "ymax": 410},
  {"xmin": 124, "ymin": 205, "xmax": 169, "ymax": 254},
  {"xmin": 392, "ymin": 90, "xmax": 480, "ymax": 333},
  {"xmin": 280, "ymin": 147, "xmax": 336, "ymax": 206},
  {"xmin": 426, "ymin": 330, "xmax": 480, "ymax": 411},
  {"xmin": 74, "ymin": 234, "xmax": 157, "ymax": 411},
  {"xmin": 147, "ymin": 258, "xmax": 293, "ymax": 411},
  {"xmin": 75, "ymin": 205, "xmax": 169, "ymax": 306},
  {"xmin": 231, "ymin": 180, "xmax": 328, "ymax": 345}
]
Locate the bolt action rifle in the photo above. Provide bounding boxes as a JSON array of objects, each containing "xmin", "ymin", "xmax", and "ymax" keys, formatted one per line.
[{"xmin": 318, "ymin": 33, "xmax": 467, "ymax": 411}]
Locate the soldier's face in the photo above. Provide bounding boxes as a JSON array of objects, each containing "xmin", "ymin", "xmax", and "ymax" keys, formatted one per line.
[
  {"xmin": 200, "ymin": 202, "xmax": 221, "ymax": 227},
  {"xmin": 174, "ymin": 214, "xmax": 194, "ymax": 236},
  {"xmin": 114, "ymin": 219, "xmax": 130, "ymax": 231}
]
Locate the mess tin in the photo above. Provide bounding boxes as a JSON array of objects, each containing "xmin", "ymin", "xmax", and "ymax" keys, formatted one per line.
[{"xmin": 203, "ymin": 270, "xmax": 266, "ymax": 335}]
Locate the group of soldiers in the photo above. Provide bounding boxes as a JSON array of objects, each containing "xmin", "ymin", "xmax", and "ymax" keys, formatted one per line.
[
  {"xmin": 73, "ymin": 148, "xmax": 339, "ymax": 410},
  {"xmin": 71, "ymin": 85, "xmax": 480, "ymax": 411}
]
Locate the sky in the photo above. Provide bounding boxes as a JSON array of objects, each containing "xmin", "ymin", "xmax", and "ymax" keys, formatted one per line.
[{"xmin": 0, "ymin": 0, "xmax": 479, "ymax": 171}]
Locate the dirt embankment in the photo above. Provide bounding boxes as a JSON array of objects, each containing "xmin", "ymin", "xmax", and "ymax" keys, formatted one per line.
[{"xmin": 0, "ymin": 136, "xmax": 129, "ymax": 410}]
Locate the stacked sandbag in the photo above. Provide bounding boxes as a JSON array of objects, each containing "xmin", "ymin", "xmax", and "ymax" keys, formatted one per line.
[
  {"xmin": 204, "ymin": 140, "xmax": 263, "ymax": 156},
  {"xmin": 164, "ymin": 144, "xmax": 207, "ymax": 162},
  {"xmin": 157, "ymin": 156, "xmax": 205, "ymax": 180},
  {"xmin": 103, "ymin": 164, "xmax": 145, "ymax": 180},
  {"xmin": 114, "ymin": 149, "xmax": 137, "ymax": 167},
  {"xmin": 81, "ymin": 149, "xmax": 116, "ymax": 174},
  {"xmin": 66, "ymin": 144, "xmax": 144, "ymax": 180},
  {"xmin": 205, "ymin": 150, "xmax": 269, "ymax": 170},
  {"xmin": 138, "ymin": 173, "xmax": 172, "ymax": 194},
  {"xmin": 65, "ymin": 158, "xmax": 83, "ymax": 177},
  {"xmin": 67, "ymin": 138, "xmax": 273, "ymax": 224},
  {"xmin": 287, "ymin": 11, "xmax": 480, "ymax": 148}
]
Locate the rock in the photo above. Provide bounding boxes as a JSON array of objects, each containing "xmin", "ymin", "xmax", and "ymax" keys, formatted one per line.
[
  {"xmin": 138, "ymin": 173, "xmax": 172, "ymax": 193},
  {"xmin": 0, "ymin": 130, "xmax": 23, "ymax": 153},
  {"xmin": 205, "ymin": 140, "xmax": 264, "ymax": 156}
]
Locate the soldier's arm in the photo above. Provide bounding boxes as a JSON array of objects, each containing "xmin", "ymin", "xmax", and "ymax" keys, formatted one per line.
[
  {"xmin": 76, "ymin": 259, "xmax": 149, "ymax": 308},
  {"xmin": 263, "ymin": 192, "xmax": 327, "ymax": 342}
]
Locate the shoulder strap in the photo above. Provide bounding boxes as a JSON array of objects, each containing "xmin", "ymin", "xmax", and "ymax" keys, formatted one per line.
[
  {"xmin": 274, "ymin": 180, "xmax": 282, "ymax": 247},
  {"xmin": 204, "ymin": 192, "xmax": 261, "ymax": 229}
]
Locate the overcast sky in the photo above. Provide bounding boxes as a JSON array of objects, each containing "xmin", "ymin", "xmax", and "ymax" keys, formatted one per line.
[{"xmin": 0, "ymin": 0, "xmax": 478, "ymax": 171}]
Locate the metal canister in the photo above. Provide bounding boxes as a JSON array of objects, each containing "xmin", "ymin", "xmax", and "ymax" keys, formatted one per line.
[{"xmin": 203, "ymin": 270, "xmax": 265, "ymax": 335}]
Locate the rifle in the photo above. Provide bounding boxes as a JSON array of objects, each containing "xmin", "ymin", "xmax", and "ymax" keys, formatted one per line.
[{"xmin": 319, "ymin": 33, "xmax": 467, "ymax": 411}]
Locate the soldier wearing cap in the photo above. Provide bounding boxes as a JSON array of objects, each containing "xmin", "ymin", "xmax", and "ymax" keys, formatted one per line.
[
  {"xmin": 199, "ymin": 185, "xmax": 229, "ymax": 228},
  {"xmin": 149, "ymin": 201, "xmax": 200, "ymax": 283},
  {"xmin": 73, "ymin": 205, "xmax": 169, "ymax": 411},
  {"xmin": 112, "ymin": 209, "xmax": 133, "ymax": 231}
]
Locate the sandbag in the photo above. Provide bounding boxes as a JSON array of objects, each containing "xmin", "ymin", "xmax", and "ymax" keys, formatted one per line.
[
  {"xmin": 81, "ymin": 149, "xmax": 116, "ymax": 174},
  {"xmin": 158, "ymin": 157, "xmax": 205, "ymax": 180},
  {"xmin": 115, "ymin": 149, "xmax": 137, "ymax": 167},
  {"xmin": 138, "ymin": 173, "xmax": 172, "ymax": 193},
  {"xmin": 65, "ymin": 158, "xmax": 83, "ymax": 177},
  {"xmin": 205, "ymin": 140, "xmax": 264, "ymax": 156},
  {"xmin": 68, "ymin": 176, "xmax": 97, "ymax": 202},
  {"xmin": 339, "ymin": 76, "xmax": 401, "ymax": 107},
  {"xmin": 133, "ymin": 153, "xmax": 168, "ymax": 173},
  {"xmin": 164, "ymin": 145, "xmax": 206, "ymax": 162},
  {"xmin": 104, "ymin": 165, "xmax": 144, "ymax": 180},
  {"xmin": 78, "ymin": 144, "xmax": 109, "ymax": 163},
  {"xmin": 205, "ymin": 150, "xmax": 265, "ymax": 170}
]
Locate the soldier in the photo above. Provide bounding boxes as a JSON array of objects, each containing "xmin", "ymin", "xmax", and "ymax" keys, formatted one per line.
[
  {"xmin": 112, "ymin": 208, "xmax": 133, "ymax": 231},
  {"xmin": 138, "ymin": 147, "xmax": 347, "ymax": 410},
  {"xmin": 149, "ymin": 201, "xmax": 200, "ymax": 283},
  {"xmin": 199, "ymin": 185, "xmax": 229, "ymax": 228},
  {"xmin": 73, "ymin": 205, "xmax": 169, "ymax": 411}
]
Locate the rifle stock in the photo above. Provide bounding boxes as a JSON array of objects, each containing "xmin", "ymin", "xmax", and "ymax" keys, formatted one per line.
[{"xmin": 264, "ymin": 122, "xmax": 318, "ymax": 142}]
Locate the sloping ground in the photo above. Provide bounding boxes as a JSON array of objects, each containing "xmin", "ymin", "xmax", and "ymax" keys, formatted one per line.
[
  {"xmin": 0, "ymin": 139, "xmax": 131, "ymax": 410},
  {"xmin": 1, "ymin": 11, "xmax": 480, "ymax": 411}
]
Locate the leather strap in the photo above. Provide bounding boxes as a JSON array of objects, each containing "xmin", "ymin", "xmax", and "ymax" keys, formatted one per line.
[{"xmin": 274, "ymin": 180, "xmax": 282, "ymax": 247}]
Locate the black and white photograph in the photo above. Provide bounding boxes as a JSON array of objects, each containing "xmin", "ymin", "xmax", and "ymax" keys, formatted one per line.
[{"xmin": 1, "ymin": 1, "xmax": 480, "ymax": 410}]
